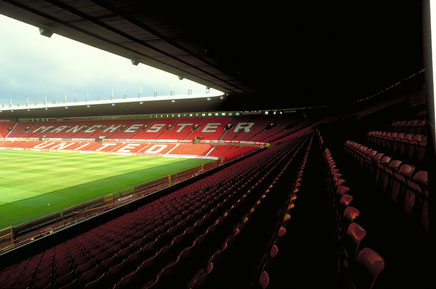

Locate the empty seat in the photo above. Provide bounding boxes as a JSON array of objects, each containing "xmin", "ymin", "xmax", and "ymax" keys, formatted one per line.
[
  {"xmin": 407, "ymin": 134, "xmax": 424, "ymax": 161},
  {"xmin": 78, "ymin": 266, "xmax": 99, "ymax": 287},
  {"xmin": 340, "ymin": 194, "xmax": 353, "ymax": 208},
  {"xmin": 335, "ymin": 178, "xmax": 346, "ymax": 187},
  {"xmin": 375, "ymin": 156, "xmax": 391, "ymax": 186},
  {"xmin": 415, "ymin": 135, "xmax": 427, "ymax": 165},
  {"xmin": 336, "ymin": 186, "xmax": 351, "ymax": 198},
  {"xmin": 259, "ymin": 270, "xmax": 270, "ymax": 289},
  {"xmin": 391, "ymin": 133, "xmax": 405, "ymax": 155},
  {"xmin": 380, "ymin": 159, "xmax": 402, "ymax": 193},
  {"xmin": 346, "ymin": 223, "xmax": 367, "ymax": 259},
  {"xmin": 353, "ymin": 247, "xmax": 385, "ymax": 289},
  {"xmin": 83, "ymin": 273, "xmax": 105, "ymax": 289},
  {"xmin": 371, "ymin": 153, "xmax": 385, "ymax": 175},
  {"xmin": 53, "ymin": 270, "xmax": 75, "ymax": 288},
  {"xmin": 343, "ymin": 206, "xmax": 360, "ymax": 225},
  {"xmin": 391, "ymin": 163, "xmax": 415, "ymax": 204},
  {"xmin": 398, "ymin": 134, "xmax": 413, "ymax": 158},
  {"xmin": 404, "ymin": 171, "xmax": 428, "ymax": 231}
]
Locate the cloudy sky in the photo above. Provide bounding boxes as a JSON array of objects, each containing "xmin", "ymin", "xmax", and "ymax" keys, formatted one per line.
[{"xmin": 0, "ymin": 14, "xmax": 216, "ymax": 107}]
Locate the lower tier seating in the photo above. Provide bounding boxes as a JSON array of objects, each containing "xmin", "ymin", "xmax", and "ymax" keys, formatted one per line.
[
  {"xmin": 0, "ymin": 132, "xmax": 311, "ymax": 289},
  {"xmin": 0, "ymin": 125, "xmax": 430, "ymax": 289}
]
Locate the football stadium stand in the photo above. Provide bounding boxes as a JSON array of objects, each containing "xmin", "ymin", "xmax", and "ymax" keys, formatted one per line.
[
  {"xmin": 0, "ymin": 87, "xmax": 431, "ymax": 289},
  {"xmin": 0, "ymin": 3, "xmax": 432, "ymax": 289},
  {"xmin": 0, "ymin": 114, "xmax": 303, "ymax": 160}
]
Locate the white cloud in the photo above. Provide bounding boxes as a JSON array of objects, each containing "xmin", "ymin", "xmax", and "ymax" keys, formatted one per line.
[{"xmin": 0, "ymin": 14, "xmax": 218, "ymax": 105}]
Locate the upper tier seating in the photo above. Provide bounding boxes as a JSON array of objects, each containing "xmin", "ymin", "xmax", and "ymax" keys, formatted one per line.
[
  {"xmin": 344, "ymin": 140, "xmax": 429, "ymax": 232},
  {"xmin": 366, "ymin": 131, "xmax": 427, "ymax": 167},
  {"xmin": 185, "ymin": 117, "xmax": 233, "ymax": 141},
  {"xmin": 390, "ymin": 119, "xmax": 426, "ymax": 134},
  {"xmin": 3, "ymin": 115, "xmax": 300, "ymax": 143},
  {"xmin": 220, "ymin": 116, "xmax": 272, "ymax": 141},
  {"xmin": 157, "ymin": 117, "xmax": 204, "ymax": 140}
]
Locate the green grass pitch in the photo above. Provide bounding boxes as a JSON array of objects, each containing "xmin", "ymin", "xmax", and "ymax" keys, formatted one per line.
[{"xmin": 0, "ymin": 149, "xmax": 212, "ymax": 229}]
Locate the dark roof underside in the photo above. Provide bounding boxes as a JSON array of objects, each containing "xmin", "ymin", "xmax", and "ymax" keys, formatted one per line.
[{"xmin": 0, "ymin": 1, "xmax": 427, "ymax": 117}]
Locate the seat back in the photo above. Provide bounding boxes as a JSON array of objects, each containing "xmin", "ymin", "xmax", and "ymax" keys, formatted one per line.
[
  {"xmin": 355, "ymin": 248, "xmax": 385, "ymax": 289},
  {"xmin": 347, "ymin": 223, "xmax": 367, "ymax": 258}
]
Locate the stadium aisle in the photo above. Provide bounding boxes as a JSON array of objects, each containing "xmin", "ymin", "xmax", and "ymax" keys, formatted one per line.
[
  {"xmin": 192, "ymin": 139, "xmax": 308, "ymax": 289},
  {"xmin": 267, "ymin": 140, "xmax": 339, "ymax": 288}
]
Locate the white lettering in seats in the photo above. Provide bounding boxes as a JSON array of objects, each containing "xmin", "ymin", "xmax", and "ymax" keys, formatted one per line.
[
  {"xmin": 51, "ymin": 126, "xmax": 68, "ymax": 133},
  {"xmin": 96, "ymin": 143, "xmax": 117, "ymax": 151},
  {"xmin": 51, "ymin": 142, "xmax": 75, "ymax": 150},
  {"xmin": 234, "ymin": 122, "xmax": 254, "ymax": 133},
  {"xmin": 146, "ymin": 124, "xmax": 165, "ymax": 133},
  {"xmin": 103, "ymin": 125, "xmax": 122, "ymax": 133},
  {"xmin": 125, "ymin": 124, "xmax": 143, "ymax": 133},
  {"xmin": 84, "ymin": 125, "xmax": 101, "ymax": 133},
  {"xmin": 176, "ymin": 123, "xmax": 193, "ymax": 132},
  {"xmin": 145, "ymin": 145, "xmax": 167, "ymax": 153},
  {"xmin": 66, "ymin": 125, "xmax": 85, "ymax": 133},
  {"xmin": 33, "ymin": 126, "xmax": 52, "ymax": 133},
  {"xmin": 117, "ymin": 143, "xmax": 140, "ymax": 153},
  {"xmin": 202, "ymin": 123, "xmax": 221, "ymax": 133}
]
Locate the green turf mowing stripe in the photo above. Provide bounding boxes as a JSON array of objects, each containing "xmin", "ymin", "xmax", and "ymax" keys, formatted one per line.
[{"xmin": 0, "ymin": 149, "xmax": 212, "ymax": 228}]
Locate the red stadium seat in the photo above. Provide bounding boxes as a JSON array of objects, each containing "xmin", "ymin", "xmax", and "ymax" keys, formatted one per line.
[
  {"xmin": 53, "ymin": 270, "xmax": 76, "ymax": 288},
  {"xmin": 354, "ymin": 248, "xmax": 385, "ymax": 289},
  {"xmin": 391, "ymin": 163, "xmax": 415, "ymax": 203},
  {"xmin": 381, "ymin": 159, "xmax": 402, "ymax": 193},
  {"xmin": 83, "ymin": 273, "xmax": 105, "ymax": 289},
  {"xmin": 404, "ymin": 171, "xmax": 428, "ymax": 231},
  {"xmin": 343, "ymin": 206, "xmax": 360, "ymax": 224},
  {"xmin": 259, "ymin": 270, "xmax": 270, "ymax": 289},
  {"xmin": 375, "ymin": 155, "xmax": 391, "ymax": 186},
  {"xmin": 340, "ymin": 194, "xmax": 353, "ymax": 207},
  {"xmin": 346, "ymin": 223, "xmax": 367, "ymax": 259},
  {"xmin": 337, "ymin": 186, "xmax": 351, "ymax": 197}
]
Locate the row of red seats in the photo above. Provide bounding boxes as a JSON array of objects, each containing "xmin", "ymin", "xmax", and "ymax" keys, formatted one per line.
[
  {"xmin": 0, "ymin": 131, "xmax": 303, "ymax": 289},
  {"xmin": 390, "ymin": 119, "xmax": 426, "ymax": 134},
  {"xmin": 252, "ymin": 121, "xmax": 295, "ymax": 143},
  {"xmin": 117, "ymin": 134, "xmax": 308, "ymax": 289},
  {"xmin": 186, "ymin": 134, "xmax": 311, "ymax": 289},
  {"xmin": 344, "ymin": 141, "xmax": 429, "ymax": 232},
  {"xmin": 323, "ymin": 147, "xmax": 385, "ymax": 289},
  {"xmin": 207, "ymin": 145, "xmax": 257, "ymax": 161},
  {"xmin": 0, "ymin": 140, "xmax": 224, "ymax": 158},
  {"xmin": 251, "ymin": 134, "xmax": 312, "ymax": 289},
  {"xmin": 0, "ymin": 139, "xmax": 264, "ymax": 161},
  {"xmin": 366, "ymin": 131, "xmax": 426, "ymax": 166}
]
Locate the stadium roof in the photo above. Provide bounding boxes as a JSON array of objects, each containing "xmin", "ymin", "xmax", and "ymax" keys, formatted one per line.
[{"xmin": 0, "ymin": 1, "xmax": 428, "ymax": 117}]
